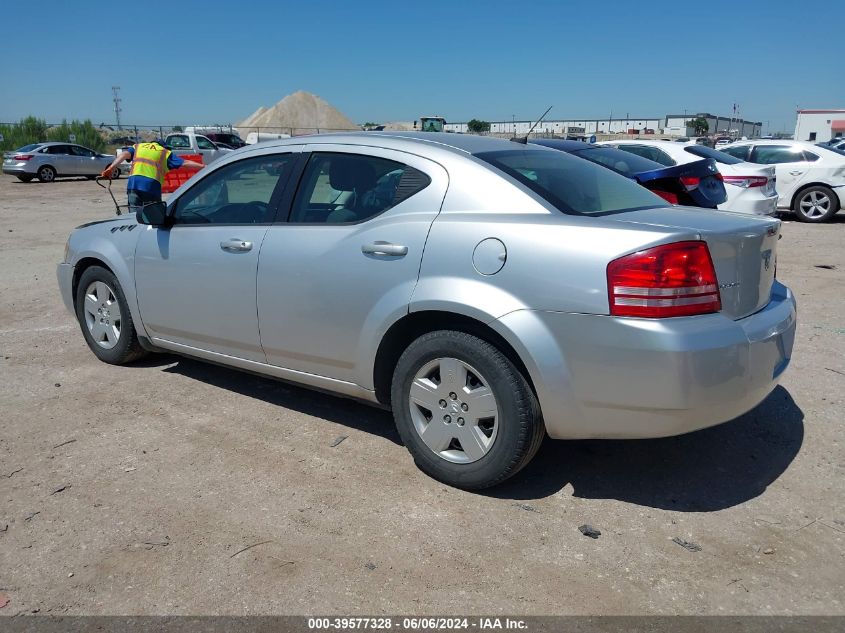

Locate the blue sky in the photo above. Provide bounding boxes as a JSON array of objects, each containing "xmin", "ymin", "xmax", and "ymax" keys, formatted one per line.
[{"xmin": 1, "ymin": 0, "xmax": 841, "ymax": 133}]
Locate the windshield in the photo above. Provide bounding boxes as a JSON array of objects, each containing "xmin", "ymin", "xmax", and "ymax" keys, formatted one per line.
[
  {"xmin": 15, "ymin": 143, "xmax": 43, "ymax": 153},
  {"xmin": 684, "ymin": 144, "xmax": 744, "ymax": 164},
  {"xmin": 571, "ymin": 147, "xmax": 663, "ymax": 177},
  {"xmin": 475, "ymin": 148, "xmax": 664, "ymax": 215}
]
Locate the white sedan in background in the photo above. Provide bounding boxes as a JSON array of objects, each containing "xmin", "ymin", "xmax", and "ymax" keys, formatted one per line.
[
  {"xmin": 597, "ymin": 140, "xmax": 778, "ymax": 216},
  {"xmin": 720, "ymin": 140, "xmax": 845, "ymax": 222}
]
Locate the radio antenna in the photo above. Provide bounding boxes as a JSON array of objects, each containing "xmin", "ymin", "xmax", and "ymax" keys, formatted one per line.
[{"xmin": 511, "ymin": 105, "xmax": 553, "ymax": 144}]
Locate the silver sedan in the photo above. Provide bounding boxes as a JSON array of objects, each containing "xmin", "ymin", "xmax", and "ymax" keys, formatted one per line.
[
  {"xmin": 56, "ymin": 132, "xmax": 797, "ymax": 489},
  {"xmin": 3, "ymin": 142, "xmax": 120, "ymax": 182}
]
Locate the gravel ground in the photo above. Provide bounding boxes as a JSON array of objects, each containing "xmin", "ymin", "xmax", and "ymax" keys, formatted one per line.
[{"xmin": 0, "ymin": 176, "xmax": 843, "ymax": 616}]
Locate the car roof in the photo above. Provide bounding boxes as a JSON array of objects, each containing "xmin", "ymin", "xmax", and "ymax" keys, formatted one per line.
[
  {"xmin": 726, "ymin": 139, "xmax": 809, "ymax": 146},
  {"xmin": 255, "ymin": 131, "xmax": 542, "ymax": 157}
]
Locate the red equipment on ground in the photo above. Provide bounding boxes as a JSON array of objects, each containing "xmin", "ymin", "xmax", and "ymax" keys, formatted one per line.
[{"xmin": 162, "ymin": 154, "xmax": 203, "ymax": 193}]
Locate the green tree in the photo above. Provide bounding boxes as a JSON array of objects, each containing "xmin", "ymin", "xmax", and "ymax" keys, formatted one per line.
[
  {"xmin": 46, "ymin": 119, "xmax": 106, "ymax": 152},
  {"xmin": 687, "ymin": 117, "xmax": 709, "ymax": 136},
  {"xmin": 0, "ymin": 116, "xmax": 49, "ymax": 152},
  {"xmin": 172, "ymin": 125, "xmax": 183, "ymax": 132},
  {"xmin": 467, "ymin": 119, "xmax": 491, "ymax": 134}
]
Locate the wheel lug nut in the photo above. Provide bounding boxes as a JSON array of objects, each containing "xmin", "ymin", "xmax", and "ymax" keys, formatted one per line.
[
  {"xmin": 444, "ymin": 415, "xmax": 452, "ymax": 423},
  {"xmin": 449, "ymin": 392, "xmax": 457, "ymax": 400},
  {"xmin": 461, "ymin": 403, "xmax": 468, "ymax": 411},
  {"xmin": 439, "ymin": 399, "xmax": 447, "ymax": 408},
  {"xmin": 457, "ymin": 417, "xmax": 465, "ymax": 426}
]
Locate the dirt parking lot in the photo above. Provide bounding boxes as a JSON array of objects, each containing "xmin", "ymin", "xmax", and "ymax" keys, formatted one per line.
[{"xmin": 0, "ymin": 176, "xmax": 843, "ymax": 616}]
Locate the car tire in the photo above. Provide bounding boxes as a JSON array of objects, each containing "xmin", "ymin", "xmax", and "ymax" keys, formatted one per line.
[
  {"xmin": 391, "ymin": 330, "xmax": 544, "ymax": 490},
  {"xmin": 74, "ymin": 266, "xmax": 147, "ymax": 365},
  {"xmin": 111, "ymin": 167, "xmax": 121, "ymax": 180},
  {"xmin": 37, "ymin": 165, "xmax": 56, "ymax": 183},
  {"xmin": 793, "ymin": 185, "xmax": 839, "ymax": 223},
  {"xmin": 16, "ymin": 175, "xmax": 34, "ymax": 182}
]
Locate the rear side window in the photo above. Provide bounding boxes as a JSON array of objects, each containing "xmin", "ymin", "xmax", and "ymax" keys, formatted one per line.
[
  {"xmin": 750, "ymin": 146, "xmax": 806, "ymax": 164},
  {"xmin": 167, "ymin": 135, "xmax": 190, "ymax": 149},
  {"xmin": 571, "ymin": 147, "xmax": 663, "ymax": 177},
  {"xmin": 476, "ymin": 148, "xmax": 663, "ymax": 215},
  {"xmin": 615, "ymin": 145, "xmax": 675, "ymax": 166},
  {"xmin": 47, "ymin": 145, "xmax": 71, "ymax": 155},
  {"xmin": 802, "ymin": 151, "xmax": 820, "ymax": 162},
  {"xmin": 720, "ymin": 145, "xmax": 750, "ymax": 160},
  {"xmin": 289, "ymin": 153, "xmax": 431, "ymax": 224},
  {"xmin": 684, "ymin": 145, "xmax": 744, "ymax": 164}
]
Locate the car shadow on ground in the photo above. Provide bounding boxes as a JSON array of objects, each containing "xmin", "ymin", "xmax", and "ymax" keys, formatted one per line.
[
  {"xmin": 490, "ymin": 385, "xmax": 804, "ymax": 511},
  {"xmin": 162, "ymin": 357, "xmax": 401, "ymax": 445},
  {"xmin": 161, "ymin": 355, "xmax": 802, "ymax": 511}
]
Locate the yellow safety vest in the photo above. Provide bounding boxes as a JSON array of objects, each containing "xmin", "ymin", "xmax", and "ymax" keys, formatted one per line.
[{"xmin": 129, "ymin": 143, "xmax": 171, "ymax": 184}]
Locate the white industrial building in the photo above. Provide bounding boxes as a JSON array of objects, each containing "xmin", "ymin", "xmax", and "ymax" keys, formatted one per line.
[
  {"xmin": 794, "ymin": 109, "xmax": 845, "ymax": 143},
  {"xmin": 444, "ymin": 111, "xmax": 762, "ymax": 138},
  {"xmin": 445, "ymin": 117, "xmax": 662, "ymax": 136}
]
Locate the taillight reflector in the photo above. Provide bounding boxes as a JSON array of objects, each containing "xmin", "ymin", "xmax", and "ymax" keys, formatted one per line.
[
  {"xmin": 607, "ymin": 241, "xmax": 722, "ymax": 318},
  {"xmin": 722, "ymin": 175, "xmax": 768, "ymax": 188},
  {"xmin": 13, "ymin": 154, "xmax": 33, "ymax": 161}
]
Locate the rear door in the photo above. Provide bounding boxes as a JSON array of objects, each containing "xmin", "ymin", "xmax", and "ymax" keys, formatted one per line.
[
  {"xmin": 46, "ymin": 145, "xmax": 74, "ymax": 175},
  {"xmin": 256, "ymin": 145, "xmax": 448, "ymax": 386},
  {"xmin": 749, "ymin": 145, "xmax": 812, "ymax": 205}
]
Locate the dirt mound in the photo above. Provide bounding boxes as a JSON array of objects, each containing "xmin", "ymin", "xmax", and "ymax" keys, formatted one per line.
[{"xmin": 237, "ymin": 91, "xmax": 359, "ymax": 135}]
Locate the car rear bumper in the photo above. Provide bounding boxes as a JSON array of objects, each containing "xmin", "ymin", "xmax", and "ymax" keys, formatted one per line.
[
  {"xmin": 2, "ymin": 164, "xmax": 35, "ymax": 176},
  {"xmin": 495, "ymin": 281, "xmax": 796, "ymax": 439},
  {"xmin": 57, "ymin": 263, "xmax": 75, "ymax": 314},
  {"xmin": 720, "ymin": 190, "xmax": 779, "ymax": 215}
]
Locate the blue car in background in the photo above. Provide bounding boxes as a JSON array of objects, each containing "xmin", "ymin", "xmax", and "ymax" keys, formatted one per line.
[{"xmin": 530, "ymin": 139, "xmax": 727, "ymax": 208}]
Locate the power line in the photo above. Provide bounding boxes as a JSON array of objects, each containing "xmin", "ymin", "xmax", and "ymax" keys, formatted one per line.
[{"xmin": 112, "ymin": 86, "xmax": 122, "ymax": 130}]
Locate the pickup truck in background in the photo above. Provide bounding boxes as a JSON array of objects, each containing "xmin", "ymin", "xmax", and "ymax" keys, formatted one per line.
[{"xmin": 163, "ymin": 132, "xmax": 233, "ymax": 164}]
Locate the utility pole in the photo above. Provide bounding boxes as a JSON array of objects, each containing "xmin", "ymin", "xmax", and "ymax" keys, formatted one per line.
[{"xmin": 112, "ymin": 86, "xmax": 122, "ymax": 130}]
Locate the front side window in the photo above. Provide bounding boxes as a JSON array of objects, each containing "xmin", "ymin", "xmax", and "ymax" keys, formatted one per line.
[
  {"xmin": 476, "ymin": 148, "xmax": 663, "ymax": 215},
  {"xmin": 289, "ymin": 153, "xmax": 431, "ymax": 224},
  {"xmin": 196, "ymin": 136, "xmax": 216, "ymax": 150},
  {"xmin": 750, "ymin": 146, "xmax": 806, "ymax": 164},
  {"xmin": 172, "ymin": 154, "xmax": 294, "ymax": 225}
]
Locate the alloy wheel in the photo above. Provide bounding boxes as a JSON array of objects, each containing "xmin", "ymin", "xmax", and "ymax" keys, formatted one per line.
[
  {"xmin": 799, "ymin": 191, "xmax": 831, "ymax": 219},
  {"xmin": 83, "ymin": 281, "xmax": 122, "ymax": 349},
  {"xmin": 408, "ymin": 357, "xmax": 499, "ymax": 464}
]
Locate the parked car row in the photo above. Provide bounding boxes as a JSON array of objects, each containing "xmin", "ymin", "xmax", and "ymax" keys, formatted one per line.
[{"xmin": 57, "ymin": 132, "xmax": 796, "ymax": 489}]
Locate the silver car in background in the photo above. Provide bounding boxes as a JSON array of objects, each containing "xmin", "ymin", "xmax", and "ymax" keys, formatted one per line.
[
  {"xmin": 2, "ymin": 142, "xmax": 120, "ymax": 182},
  {"xmin": 57, "ymin": 132, "xmax": 797, "ymax": 489}
]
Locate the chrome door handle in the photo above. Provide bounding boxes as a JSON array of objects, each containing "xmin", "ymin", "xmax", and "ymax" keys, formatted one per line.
[
  {"xmin": 220, "ymin": 238, "xmax": 253, "ymax": 252},
  {"xmin": 361, "ymin": 241, "xmax": 408, "ymax": 257},
  {"xmin": 789, "ymin": 170, "xmax": 803, "ymax": 176}
]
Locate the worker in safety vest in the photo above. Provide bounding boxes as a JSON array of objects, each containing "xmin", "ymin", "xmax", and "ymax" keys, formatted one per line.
[{"xmin": 100, "ymin": 141, "xmax": 205, "ymax": 211}]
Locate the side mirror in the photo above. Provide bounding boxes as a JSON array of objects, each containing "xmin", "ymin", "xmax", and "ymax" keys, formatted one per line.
[{"xmin": 136, "ymin": 201, "xmax": 168, "ymax": 226}]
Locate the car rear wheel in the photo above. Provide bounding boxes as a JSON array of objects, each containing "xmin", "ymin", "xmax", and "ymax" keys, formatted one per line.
[
  {"xmin": 16, "ymin": 175, "xmax": 34, "ymax": 182},
  {"xmin": 391, "ymin": 330, "xmax": 544, "ymax": 490},
  {"xmin": 37, "ymin": 165, "xmax": 56, "ymax": 183},
  {"xmin": 111, "ymin": 167, "xmax": 121, "ymax": 180},
  {"xmin": 794, "ymin": 185, "xmax": 839, "ymax": 223},
  {"xmin": 75, "ymin": 266, "xmax": 147, "ymax": 365}
]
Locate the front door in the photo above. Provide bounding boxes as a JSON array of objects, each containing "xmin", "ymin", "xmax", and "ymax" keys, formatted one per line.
[
  {"xmin": 134, "ymin": 151, "xmax": 298, "ymax": 361},
  {"xmin": 256, "ymin": 145, "xmax": 448, "ymax": 386}
]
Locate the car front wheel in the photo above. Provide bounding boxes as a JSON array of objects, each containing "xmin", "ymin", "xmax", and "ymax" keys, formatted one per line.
[
  {"xmin": 75, "ymin": 266, "xmax": 147, "ymax": 364},
  {"xmin": 391, "ymin": 330, "xmax": 544, "ymax": 490},
  {"xmin": 794, "ymin": 185, "xmax": 839, "ymax": 222}
]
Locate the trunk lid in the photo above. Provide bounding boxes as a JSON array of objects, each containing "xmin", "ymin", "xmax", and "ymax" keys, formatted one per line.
[{"xmin": 607, "ymin": 207, "xmax": 780, "ymax": 319}]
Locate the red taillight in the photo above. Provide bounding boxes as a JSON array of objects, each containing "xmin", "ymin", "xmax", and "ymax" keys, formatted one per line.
[
  {"xmin": 722, "ymin": 175, "xmax": 768, "ymax": 188},
  {"xmin": 13, "ymin": 154, "xmax": 33, "ymax": 161},
  {"xmin": 607, "ymin": 241, "xmax": 722, "ymax": 318},
  {"xmin": 653, "ymin": 190, "xmax": 679, "ymax": 204},
  {"xmin": 679, "ymin": 175, "xmax": 700, "ymax": 190}
]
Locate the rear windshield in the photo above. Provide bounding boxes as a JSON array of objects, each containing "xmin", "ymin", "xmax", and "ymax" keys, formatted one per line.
[
  {"xmin": 570, "ymin": 146, "xmax": 663, "ymax": 177},
  {"xmin": 15, "ymin": 143, "xmax": 43, "ymax": 153},
  {"xmin": 476, "ymin": 148, "xmax": 663, "ymax": 215},
  {"xmin": 684, "ymin": 144, "xmax": 744, "ymax": 164}
]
